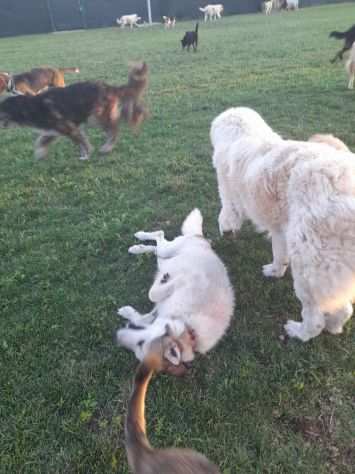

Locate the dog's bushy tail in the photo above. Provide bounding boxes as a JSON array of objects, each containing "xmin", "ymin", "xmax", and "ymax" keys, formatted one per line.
[
  {"xmin": 329, "ymin": 30, "xmax": 347, "ymax": 39},
  {"xmin": 181, "ymin": 208, "xmax": 203, "ymax": 236},
  {"xmin": 119, "ymin": 62, "xmax": 149, "ymax": 129}
]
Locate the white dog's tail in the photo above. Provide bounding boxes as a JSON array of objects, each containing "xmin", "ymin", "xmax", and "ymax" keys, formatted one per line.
[
  {"xmin": 181, "ymin": 208, "xmax": 203, "ymax": 236},
  {"xmin": 199, "ymin": 7, "xmax": 207, "ymax": 12}
]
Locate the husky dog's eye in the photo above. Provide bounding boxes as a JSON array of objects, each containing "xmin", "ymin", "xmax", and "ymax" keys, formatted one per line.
[
  {"xmin": 170, "ymin": 347, "xmax": 178, "ymax": 358},
  {"xmin": 160, "ymin": 273, "xmax": 170, "ymax": 284},
  {"xmin": 137, "ymin": 339, "xmax": 145, "ymax": 347}
]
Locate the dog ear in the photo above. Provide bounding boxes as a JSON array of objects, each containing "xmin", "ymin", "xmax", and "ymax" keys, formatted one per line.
[{"xmin": 163, "ymin": 340, "xmax": 181, "ymax": 366}]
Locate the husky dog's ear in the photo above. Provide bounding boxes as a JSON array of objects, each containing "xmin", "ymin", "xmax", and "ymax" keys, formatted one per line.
[{"xmin": 164, "ymin": 340, "xmax": 181, "ymax": 366}]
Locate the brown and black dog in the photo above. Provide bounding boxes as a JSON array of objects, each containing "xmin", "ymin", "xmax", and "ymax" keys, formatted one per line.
[
  {"xmin": 125, "ymin": 339, "xmax": 221, "ymax": 474},
  {"xmin": 0, "ymin": 67, "xmax": 80, "ymax": 96},
  {"xmin": 0, "ymin": 63, "xmax": 148, "ymax": 160}
]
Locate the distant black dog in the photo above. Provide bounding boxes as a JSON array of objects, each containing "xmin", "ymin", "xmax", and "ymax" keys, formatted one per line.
[
  {"xmin": 181, "ymin": 23, "xmax": 198, "ymax": 52},
  {"xmin": 329, "ymin": 24, "xmax": 355, "ymax": 63}
]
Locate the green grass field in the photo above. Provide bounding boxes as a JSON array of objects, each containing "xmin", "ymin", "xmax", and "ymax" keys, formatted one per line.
[{"xmin": 1, "ymin": 3, "xmax": 355, "ymax": 473}]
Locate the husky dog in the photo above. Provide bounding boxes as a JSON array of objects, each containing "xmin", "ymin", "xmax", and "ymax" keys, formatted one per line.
[
  {"xmin": 163, "ymin": 16, "xmax": 176, "ymax": 29},
  {"xmin": 125, "ymin": 342, "xmax": 221, "ymax": 473},
  {"xmin": 211, "ymin": 107, "xmax": 355, "ymax": 342},
  {"xmin": 117, "ymin": 209, "xmax": 234, "ymax": 375},
  {"xmin": 0, "ymin": 63, "xmax": 148, "ymax": 160}
]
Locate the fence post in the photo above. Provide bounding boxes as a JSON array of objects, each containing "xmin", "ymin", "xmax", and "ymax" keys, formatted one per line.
[
  {"xmin": 45, "ymin": 0, "xmax": 56, "ymax": 32},
  {"xmin": 146, "ymin": 0, "xmax": 152, "ymax": 24}
]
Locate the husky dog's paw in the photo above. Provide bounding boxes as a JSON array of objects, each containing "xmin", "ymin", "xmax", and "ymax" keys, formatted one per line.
[
  {"xmin": 128, "ymin": 244, "xmax": 149, "ymax": 254},
  {"xmin": 117, "ymin": 306, "xmax": 136, "ymax": 321},
  {"xmin": 262, "ymin": 263, "xmax": 287, "ymax": 278}
]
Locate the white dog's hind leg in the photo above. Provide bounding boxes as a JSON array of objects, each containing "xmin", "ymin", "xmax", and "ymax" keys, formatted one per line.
[
  {"xmin": 129, "ymin": 244, "xmax": 157, "ymax": 255},
  {"xmin": 348, "ymin": 73, "xmax": 354, "ymax": 90},
  {"xmin": 263, "ymin": 231, "xmax": 289, "ymax": 278},
  {"xmin": 285, "ymin": 305, "xmax": 325, "ymax": 342},
  {"xmin": 325, "ymin": 303, "xmax": 353, "ymax": 334},
  {"xmin": 216, "ymin": 166, "xmax": 243, "ymax": 234}
]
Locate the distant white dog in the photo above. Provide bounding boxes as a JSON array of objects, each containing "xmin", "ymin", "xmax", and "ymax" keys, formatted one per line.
[
  {"xmin": 262, "ymin": 1, "xmax": 273, "ymax": 15},
  {"xmin": 117, "ymin": 209, "xmax": 234, "ymax": 374},
  {"xmin": 199, "ymin": 4, "xmax": 224, "ymax": 22},
  {"xmin": 162, "ymin": 16, "xmax": 176, "ymax": 29},
  {"xmin": 116, "ymin": 14, "xmax": 142, "ymax": 29},
  {"xmin": 285, "ymin": 0, "xmax": 299, "ymax": 10},
  {"xmin": 211, "ymin": 107, "xmax": 355, "ymax": 342},
  {"xmin": 346, "ymin": 41, "xmax": 355, "ymax": 90}
]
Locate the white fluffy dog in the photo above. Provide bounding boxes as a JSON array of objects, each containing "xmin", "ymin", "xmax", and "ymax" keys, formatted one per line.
[
  {"xmin": 117, "ymin": 209, "xmax": 234, "ymax": 373},
  {"xmin": 199, "ymin": 4, "xmax": 224, "ymax": 22},
  {"xmin": 116, "ymin": 14, "xmax": 141, "ymax": 29},
  {"xmin": 211, "ymin": 107, "xmax": 355, "ymax": 342}
]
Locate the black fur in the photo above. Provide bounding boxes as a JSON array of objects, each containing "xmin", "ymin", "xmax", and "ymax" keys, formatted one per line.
[
  {"xmin": 181, "ymin": 23, "xmax": 198, "ymax": 52},
  {"xmin": 329, "ymin": 24, "xmax": 355, "ymax": 63}
]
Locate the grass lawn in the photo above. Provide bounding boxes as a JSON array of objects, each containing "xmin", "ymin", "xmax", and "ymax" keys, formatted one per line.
[{"xmin": 1, "ymin": 3, "xmax": 355, "ymax": 473}]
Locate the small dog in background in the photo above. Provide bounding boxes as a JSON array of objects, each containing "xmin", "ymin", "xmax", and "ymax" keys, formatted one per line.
[
  {"xmin": 181, "ymin": 23, "xmax": 199, "ymax": 52},
  {"xmin": 116, "ymin": 14, "xmax": 142, "ymax": 28},
  {"xmin": 262, "ymin": 1, "xmax": 273, "ymax": 15},
  {"xmin": 346, "ymin": 41, "xmax": 355, "ymax": 90},
  {"xmin": 163, "ymin": 16, "xmax": 176, "ymax": 28},
  {"xmin": 0, "ymin": 67, "xmax": 79, "ymax": 96},
  {"xmin": 125, "ymin": 342, "xmax": 221, "ymax": 473},
  {"xmin": 117, "ymin": 209, "xmax": 234, "ymax": 375},
  {"xmin": 199, "ymin": 4, "xmax": 224, "ymax": 22},
  {"xmin": 0, "ymin": 63, "xmax": 148, "ymax": 160}
]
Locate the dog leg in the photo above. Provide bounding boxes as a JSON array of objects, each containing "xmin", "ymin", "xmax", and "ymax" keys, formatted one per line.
[
  {"xmin": 263, "ymin": 231, "xmax": 288, "ymax": 278},
  {"xmin": 100, "ymin": 125, "xmax": 118, "ymax": 154},
  {"xmin": 325, "ymin": 303, "xmax": 353, "ymax": 334},
  {"xmin": 216, "ymin": 164, "xmax": 243, "ymax": 234},
  {"xmin": 34, "ymin": 133, "xmax": 58, "ymax": 160},
  {"xmin": 129, "ymin": 244, "xmax": 156, "ymax": 255},
  {"xmin": 285, "ymin": 305, "xmax": 325, "ymax": 342},
  {"xmin": 118, "ymin": 305, "xmax": 157, "ymax": 326},
  {"xmin": 348, "ymin": 73, "xmax": 354, "ymax": 90},
  {"xmin": 73, "ymin": 129, "xmax": 93, "ymax": 160}
]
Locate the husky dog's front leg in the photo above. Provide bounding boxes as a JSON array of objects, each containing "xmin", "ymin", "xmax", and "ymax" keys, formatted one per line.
[
  {"xmin": 117, "ymin": 305, "xmax": 157, "ymax": 326},
  {"xmin": 263, "ymin": 230, "xmax": 288, "ymax": 278}
]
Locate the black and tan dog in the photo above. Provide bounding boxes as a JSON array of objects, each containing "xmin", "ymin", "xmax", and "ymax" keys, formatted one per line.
[
  {"xmin": 0, "ymin": 63, "xmax": 148, "ymax": 160},
  {"xmin": 0, "ymin": 67, "xmax": 80, "ymax": 96}
]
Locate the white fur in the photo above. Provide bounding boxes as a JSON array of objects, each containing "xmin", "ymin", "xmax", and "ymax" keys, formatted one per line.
[
  {"xmin": 199, "ymin": 4, "xmax": 224, "ymax": 22},
  {"xmin": 285, "ymin": 0, "xmax": 299, "ymax": 10},
  {"xmin": 262, "ymin": 1, "xmax": 273, "ymax": 15},
  {"xmin": 211, "ymin": 107, "xmax": 355, "ymax": 341},
  {"xmin": 162, "ymin": 16, "xmax": 176, "ymax": 29},
  {"xmin": 346, "ymin": 42, "xmax": 355, "ymax": 90},
  {"xmin": 116, "ymin": 14, "xmax": 141, "ymax": 29},
  {"xmin": 117, "ymin": 209, "xmax": 234, "ymax": 362}
]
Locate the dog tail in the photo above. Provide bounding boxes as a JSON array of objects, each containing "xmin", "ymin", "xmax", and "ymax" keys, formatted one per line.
[
  {"xmin": 125, "ymin": 359, "xmax": 159, "ymax": 470},
  {"xmin": 118, "ymin": 62, "xmax": 149, "ymax": 128},
  {"xmin": 199, "ymin": 7, "xmax": 206, "ymax": 12},
  {"xmin": 329, "ymin": 30, "xmax": 347, "ymax": 39},
  {"xmin": 59, "ymin": 67, "xmax": 80, "ymax": 74},
  {"xmin": 181, "ymin": 208, "xmax": 203, "ymax": 236}
]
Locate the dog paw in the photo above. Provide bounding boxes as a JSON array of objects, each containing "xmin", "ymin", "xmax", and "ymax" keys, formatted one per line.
[
  {"xmin": 218, "ymin": 210, "xmax": 240, "ymax": 236},
  {"xmin": 128, "ymin": 244, "xmax": 148, "ymax": 254},
  {"xmin": 134, "ymin": 231, "xmax": 147, "ymax": 241},
  {"xmin": 79, "ymin": 155, "xmax": 89, "ymax": 161},
  {"xmin": 117, "ymin": 306, "xmax": 136, "ymax": 320},
  {"xmin": 284, "ymin": 320, "xmax": 308, "ymax": 341},
  {"xmin": 262, "ymin": 263, "xmax": 287, "ymax": 278}
]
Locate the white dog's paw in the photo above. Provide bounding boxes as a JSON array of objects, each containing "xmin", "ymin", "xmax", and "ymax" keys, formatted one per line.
[
  {"xmin": 134, "ymin": 231, "xmax": 147, "ymax": 241},
  {"xmin": 262, "ymin": 263, "xmax": 287, "ymax": 278},
  {"xmin": 218, "ymin": 209, "xmax": 241, "ymax": 235},
  {"xmin": 284, "ymin": 320, "xmax": 309, "ymax": 341},
  {"xmin": 128, "ymin": 244, "xmax": 148, "ymax": 254},
  {"xmin": 117, "ymin": 306, "xmax": 136, "ymax": 321}
]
